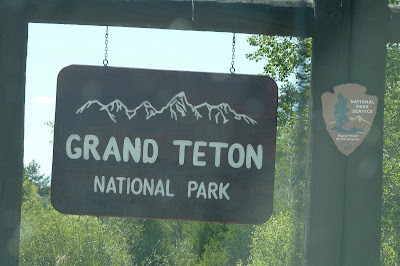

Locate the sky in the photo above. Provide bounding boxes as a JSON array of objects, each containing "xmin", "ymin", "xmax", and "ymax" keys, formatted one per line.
[{"xmin": 24, "ymin": 23, "xmax": 267, "ymax": 176}]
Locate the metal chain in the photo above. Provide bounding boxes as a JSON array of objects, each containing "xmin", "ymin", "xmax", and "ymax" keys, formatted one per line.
[
  {"xmin": 103, "ymin": 26, "xmax": 109, "ymax": 67},
  {"xmin": 230, "ymin": 33, "xmax": 236, "ymax": 74}
]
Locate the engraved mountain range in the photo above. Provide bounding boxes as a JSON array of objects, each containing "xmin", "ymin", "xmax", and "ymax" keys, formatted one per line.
[{"xmin": 76, "ymin": 91, "xmax": 257, "ymax": 125}]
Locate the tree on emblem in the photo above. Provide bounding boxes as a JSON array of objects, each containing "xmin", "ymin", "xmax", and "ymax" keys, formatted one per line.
[{"xmin": 332, "ymin": 93, "xmax": 349, "ymax": 133}]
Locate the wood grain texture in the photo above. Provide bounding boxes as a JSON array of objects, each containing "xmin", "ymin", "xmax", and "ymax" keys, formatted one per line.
[{"xmin": 0, "ymin": 7, "xmax": 28, "ymax": 266}]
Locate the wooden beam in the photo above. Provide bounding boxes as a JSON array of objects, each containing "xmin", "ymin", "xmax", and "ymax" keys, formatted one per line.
[
  {"xmin": 26, "ymin": 1, "xmax": 400, "ymax": 42},
  {"xmin": 0, "ymin": 5, "xmax": 28, "ymax": 266},
  {"xmin": 304, "ymin": 0, "xmax": 386, "ymax": 264},
  {"xmin": 303, "ymin": 1, "xmax": 352, "ymax": 264},
  {"xmin": 341, "ymin": 0, "xmax": 386, "ymax": 263},
  {"xmin": 388, "ymin": 4, "xmax": 400, "ymax": 42},
  {"xmin": 26, "ymin": 0, "xmax": 314, "ymax": 37}
]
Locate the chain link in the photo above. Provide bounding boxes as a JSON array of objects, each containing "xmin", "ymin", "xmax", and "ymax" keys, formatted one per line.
[
  {"xmin": 103, "ymin": 26, "xmax": 109, "ymax": 67},
  {"xmin": 230, "ymin": 33, "xmax": 236, "ymax": 74}
]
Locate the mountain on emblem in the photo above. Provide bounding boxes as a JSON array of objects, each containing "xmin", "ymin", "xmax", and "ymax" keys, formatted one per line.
[
  {"xmin": 76, "ymin": 91, "xmax": 257, "ymax": 125},
  {"xmin": 322, "ymin": 84, "xmax": 378, "ymax": 156},
  {"xmin": 349, "ymin": 115, "xmax": 370, "ymax": 124}
]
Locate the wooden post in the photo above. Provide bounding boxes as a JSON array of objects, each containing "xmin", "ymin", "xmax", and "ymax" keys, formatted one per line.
[
  {"xmin": 304, "ymin": 0, "xmax": 387, "ymax": 264},
  {"xmin": 0, "ymin": 4, "xmax": 28, "ymax": 265}
]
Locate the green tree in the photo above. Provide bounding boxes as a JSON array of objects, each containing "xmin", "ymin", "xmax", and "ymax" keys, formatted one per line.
[
  {"xmin": 19, "ymin": 190, "xmax": 132, "ymax": 264},
  {"xmin": 128, "ymin": 219, "xmax": 176, "ymax": 265},
  {"xmin": 198, "ymin": 224, "xmax": 253, "ymax": 265},
  {"xmin": 332, "ymin": 93, "xmax": 350, "ymax": 132},
  {"xmin": 247, "ymin": 35, "xmax": 311, "ymax": 264},
  {"xmin": 23, "ymin": 160, "xmax": 50, "ymax": 197},
  {"xmin": 20, "ymin": 161, "xmax": 134, "ymax": 264},
  {"xmin": 380, "ymin": 42, "xmax": 400, "ymax": 265},
  {"xmin": 22, "ymin": 179, "xmax": 39, "ymax": 205},
  {"xmin": 250, "ymin": 212, "xmax": 296, "ymax": 265}
]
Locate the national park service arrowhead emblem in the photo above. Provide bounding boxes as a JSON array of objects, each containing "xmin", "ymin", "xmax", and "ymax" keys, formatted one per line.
[{"xmin": 321, "ymin": 83, "xmax": 378, "ymax": 156}]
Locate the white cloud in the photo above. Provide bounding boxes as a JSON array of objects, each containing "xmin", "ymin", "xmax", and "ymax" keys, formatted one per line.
[{"xmin": 31, "ymin": 96, "xmax": 56, "ymax": 105}]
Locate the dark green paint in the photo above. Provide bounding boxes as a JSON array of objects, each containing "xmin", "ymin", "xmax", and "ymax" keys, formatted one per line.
[{"xmin": 0, "ymin": 6, "xmax": 28, "ymax": 266}]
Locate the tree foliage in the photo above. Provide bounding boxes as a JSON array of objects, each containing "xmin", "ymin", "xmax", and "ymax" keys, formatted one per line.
[
  {"xmin": 250, "ymin": 211, "xmax": 295, "ymax": 265},
  {"xmin": 198, "ymin": 224, "xmax": 253, "ymax": 265},
  {"xmin": 23, "ymin": 160, "xmax": 50, "ymax": 198},
  {"xmin": 20, "ymin": 162, "xmax": 131, "ymax": 265},
  {"xmin": 247, "ymin": 36, "xmax": 311, "ymax": 84},
  {"xmin": 381, "ymin": 42, "xmax": 400, "ymax": 265},
  {"xmin": 247, "ymin": 35, "xmax": 311, "ymax": 265}
]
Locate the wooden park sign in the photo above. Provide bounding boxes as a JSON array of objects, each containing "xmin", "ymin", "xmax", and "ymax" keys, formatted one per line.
[{"xmin": 51, "ymin": 65, "xmax": 277, "ymax": 224}]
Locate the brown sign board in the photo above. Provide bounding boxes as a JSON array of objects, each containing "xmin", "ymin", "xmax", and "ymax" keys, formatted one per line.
[{"xmin": 51, "ymin": 65, "xmax": 277, "ymax": 224}]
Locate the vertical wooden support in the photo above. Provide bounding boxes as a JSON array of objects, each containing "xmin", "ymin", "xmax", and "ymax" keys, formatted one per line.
[
  {"xmin": 304, "ymin": 0, "xmax": 387, "ymax": 265},
  {"xmin": 304, "ymin": 1, "xmax": 352, "ymax": 264},
  {"xmin": 341, "ymin": 0, "xmax": 387, "ymax": 263},
  {"xmin": 0, "ymin": 5, "xmax": 28, "ymax": 265}
]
